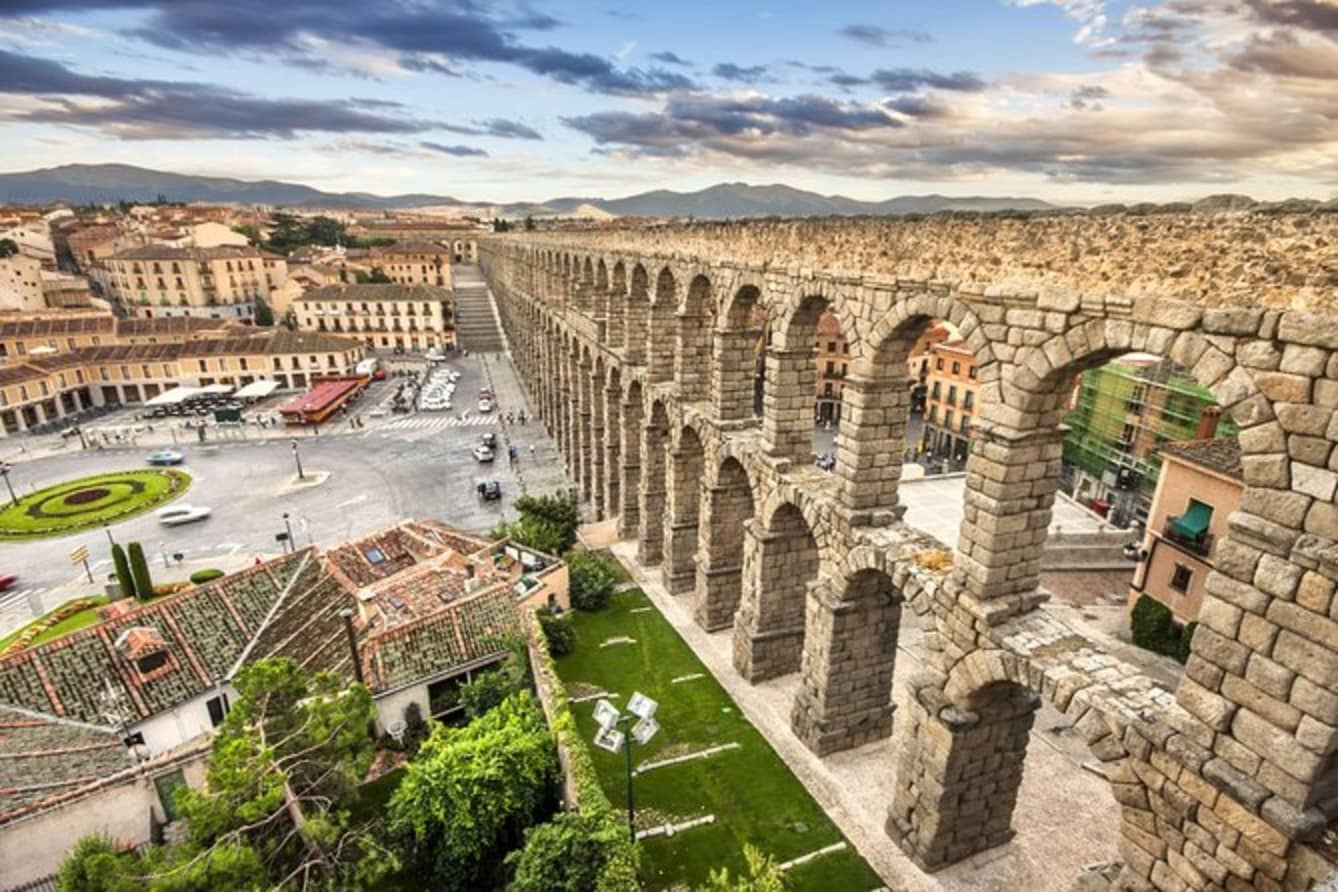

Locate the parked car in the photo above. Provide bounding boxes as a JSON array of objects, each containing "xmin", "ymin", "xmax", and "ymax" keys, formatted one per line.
[
  {"xmin": 146, "ymin": 449, "xmax": 185, "ymax": 466},
  {"xmin": 481, "ymin": 432, "xmax": 497, "ymax": 448},
  {"xmin": 0, "ymin": 574, "xmax": 16, "ymax": 592},
  {"xmin": 157, "ymin": 504, "xmax": 212, "ymax": 526},
  {"xmin": 477, "ymin": 398, "xmax": 493, "ymax": 413},
  {"xmin": 472, "ymin": 445, "xmax": 495, "ymax": 463},
  {"xmin": 477, "ymin": 480, "xmax": 502, "ymax": 501}
]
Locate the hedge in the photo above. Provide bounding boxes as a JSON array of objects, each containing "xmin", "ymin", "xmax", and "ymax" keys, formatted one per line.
[
  {"xmin": 1131, "ymin": 594, "xmax": 1194, "ymax": 664},
  {"xmin": 189, "ymin": 568, "xmax": 225, "ymax": 585},
  {"xmin": 524, "ymin": 609, "xmax": 639, "ymax": 891}
]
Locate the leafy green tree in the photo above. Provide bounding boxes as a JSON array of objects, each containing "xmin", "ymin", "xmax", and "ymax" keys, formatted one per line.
[
  {"xmin": 523, "ymin": 215, "xmax": 535, "ymax": 231},
  {"xmin": 506, "ymin": 811, "xmax": 632, "ymax": 892},
  {"xmin": 110, "ymin": 542, "xmax": 135, "ymax": 599},
  {"xmin": 698, "ymin": 844, "xmax": 788, "ymax": 892},
  {"xmin": 495, "ymin": 492, "xmax": 580, "ymax": 556},
  {"xmin": 537, "ymin": 608, "xmax": 574, "ymax": 657},
  {"xmin": 567, "ymin": 551, "xmax": 619, "ymax": 611},
  {"xmin": 0, "ymin": 238, "xmax": 18, "ymax": 258},
  {"xmin": 354, "ymin": 266, "xmax": 393, "ymax": 284},
  {"xmin": 388, "ymin": 692, "xmax": 556, "ymax": 890},
  {"xmin": 231, "ymin": 224, "xmax": 263, "ymax": 245},
  {"xmin": 127, "ymin": 542, "xmax": 153, "ymax": 599},
  {"xmin": 253, "ymin": 295, "xmax": 275, "ymax": 326}
]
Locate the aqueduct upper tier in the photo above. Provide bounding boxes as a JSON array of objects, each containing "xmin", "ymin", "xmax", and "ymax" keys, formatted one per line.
[{"xmin": 480, "ymin": 208, "xmax": 1338, "ymax": 891}]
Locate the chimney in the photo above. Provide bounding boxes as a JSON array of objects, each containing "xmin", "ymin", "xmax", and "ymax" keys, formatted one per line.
[
  {"xmin": 339, "ymin": 608, "xmax": 365, "ymax": 686},
  {"xmin": 1195, "ymin": 406, "xmax": 1221, "ymax": 440}
]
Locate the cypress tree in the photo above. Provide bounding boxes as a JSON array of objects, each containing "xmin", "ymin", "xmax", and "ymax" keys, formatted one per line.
[
  {"xmin": 127, "ymin": 542, "xmax": 153, "ymax": 600},
  {"xmin": 111, "ymin": 543, "xmax": 135, "ymax": 599}
]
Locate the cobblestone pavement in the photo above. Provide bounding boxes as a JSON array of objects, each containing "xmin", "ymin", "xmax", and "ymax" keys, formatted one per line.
[{"xmin": 610, "ymin": 541, "xmax": 1121, "ymax": 892}]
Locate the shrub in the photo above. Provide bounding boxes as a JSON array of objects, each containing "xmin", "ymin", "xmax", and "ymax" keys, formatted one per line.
[
  {"xmin": 189, "ymin": 568, "xmax": 225, "ymax": 585},
  {"xmin": 1176, "ymin": 621, "xmax": 1198, "ymax": 665},
  {"xmin": 568, "ymin": 551, "xmax": 619, "ymax": 611},
  {"xmin": 537, "ymin": 608, "xmax": 575, "ymax": 657},
  {"xmin": 110, "ymin": 543, "xmax": 134, "ymax": 599},
  {"xmin": 698, "ymin": 844, "xmax": 788, "ymax": 891},
  {"xmin": 1131, "ymin": 594, "xmax": 1181, "ymax": 659},
  {"xmin": 127, "ymin": 542, "xmax": 153, "ymax": 601},
  {"xmin": 499, "ymin": 492, "xmax": 581, "ymax": 556},
  {"xmin": 508, "ymin": 811, "xmax": 630, "ymax": 892}
]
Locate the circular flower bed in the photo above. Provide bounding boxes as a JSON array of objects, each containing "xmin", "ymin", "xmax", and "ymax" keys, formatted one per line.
[{"xmin": 0, "ymin": 469, "xmax": 191, "ymax": 540}]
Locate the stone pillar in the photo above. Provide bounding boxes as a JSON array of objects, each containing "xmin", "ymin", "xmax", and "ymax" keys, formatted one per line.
[
  {"xmin": 647, "ymin": 305, "xmax": 676, "ymax": 384},
  {"xmin": 761, "ymin": 345, "xmax": 815, "ymax": 461},
  {"xmin": 887, "ymin": 681, "xmax": 1039, "ymax": 871},
  {"xmin": 606, "ymin": 290, "xmax": 626, "ymax": 350},
  {"xmin": 952, "ymin": 422, "xmax": 1063, "ymax": 617},
  {"xmin": 624, "ymin": 294, "xmax": 647, "ymax": 365},
  {"xmin": 675, "ymin": 311, "xmax": 711, "ymax": 403},
  {"xmin": 694, "ymin": 490, "xmax": 750, "ymax": 631},
  {"xmin": 712, "ymin": 326, "xmax": 761, "ymax": 422},
  {"xmin": 616, "ymin": 398, "xmax": 642, "ymax": 541},
  {"xmin": 602, "ymin": 384, "xmax": 621, "ymax": 523},
  {"xmin": 731, "ymin": 521, "xmax": 815, "ymax": 682},
  {"xmin": 836, "ymin": 373, "xmax": 908, "ymax": 519},
  {"xmin": 661, "ymin": 447, "xmax": 700, "ymax": 595},
  {"xmin": 590, "ymin": 373, "xmax": 606, "ymax": 518},
  {"xmin": 578, "ymin": 365, "xmax": 593, "ymax": 503},
  {"xmin": 791, "ymin": 578, "xmax": 899, "ymax": 755},
  {"xmin": 637, "ymin": 423, "xmax": 667, "ymax": 566}
]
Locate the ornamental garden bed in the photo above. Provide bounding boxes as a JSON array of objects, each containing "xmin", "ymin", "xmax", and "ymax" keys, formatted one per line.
[{"xmin": 0, "ymin": 469, "xmax": 190, "ymax": 540}]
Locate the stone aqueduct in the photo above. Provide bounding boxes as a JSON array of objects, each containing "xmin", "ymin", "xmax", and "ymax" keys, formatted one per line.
[{"xmin": 478, "ymin": 212, "xmax": 1338, "ymax": 890}]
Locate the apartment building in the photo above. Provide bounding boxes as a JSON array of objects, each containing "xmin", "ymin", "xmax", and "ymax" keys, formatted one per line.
[
  {"xmin": 0, "ymin": 255, "xmax": 43, "ymax": 312},
  {"xmin": 294, "ymin": 283, "xmax": 455, "ymax": 352},
  {"xmin": 105, "ymin": 245, "xmax": 288, "ymax": 320},
  {"xmin": 368, "ymin": 243, "xmax": 453, "ymax": 287},
  {"xmin": 814, "ymin": 310, "xmax": 849, "ymax": 423},
  {"xmin": 1128, "ymin": 437, "xmax": 1243, "ymax": 622},
  {"xmin": 921, "ymin": 339, "xmax": 979, "ymax": 464},
  {"xmin": 0, "ymin": 312, "xmax": 234, "ymax": 360}
]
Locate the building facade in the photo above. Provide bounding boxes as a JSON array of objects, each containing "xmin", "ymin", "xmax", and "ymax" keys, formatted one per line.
[
  {"xmin": 105, "ymin": 245, "xmax": 288, "ymax": 320},
  {"xmin": 368, "ymin": 243, "xmax": 453, "ymax": 287},
  {"xmin": 1129, "ymin": 438, "xmax": 1244, "ymax": 622},
  {"xmin": 814, "ymin": 309, "xmax": 849, "ymax": 423},
  {"xmin": 294, "ymin": 283, "xmax": 455, "ymax": 352},
  {"xmin": 0, "ymin": 255, "xmax": 44, "ymax": 312},
  {"xmin": 920, "ymin": 338, "xmax": 979, "ymax": 464}
]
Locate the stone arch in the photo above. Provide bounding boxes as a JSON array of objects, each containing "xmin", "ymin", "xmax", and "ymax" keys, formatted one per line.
[
  {"xmin": 625, "ymin": 263, "xmax": 650, "ymax": 364},
  {"xmin": 637, "ymin": 399, "xmax": 671, "ymax": 565},
  {"xmin": 647, "ymin": 265, "xmax": 679, "ymax": 382},
  {"xmin": 677, "ymin": 272, "xmax": 715, "ymax": 402},
  {"xmin": 662, "ymin": 423, "xmax": 707, "ymax": 594},
  {"xmin": 694, "ymin": 454, "xmax": 760, "ymax": 631},
  {"xmin": 733, "ymin": 499, "xmax": 820, "ymax": 682},
  {"xmin": 714, "ymin": 283, "xmax": 766, "ymax": 422},
  {"xmin": 603, "ymin": 364, "xmax": 623, "ymax": 523},
  {"xmin": 791, "ymin": 566, "xmax": 903, "ymax": 755}
]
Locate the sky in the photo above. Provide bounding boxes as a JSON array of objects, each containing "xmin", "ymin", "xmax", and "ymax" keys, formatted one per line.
[{"xmin": 1, "ymin": 0, "xmax": 1337, "ymax": 204}]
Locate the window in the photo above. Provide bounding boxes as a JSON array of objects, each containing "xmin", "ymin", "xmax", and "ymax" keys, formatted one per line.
[
  {"xmin": 198, "ymin": 360, "xmax": 208, "ymax": 372},
  {"xmin": 963, "ymin": 391, "xmax": 974, "ymax": 411},
  {"xmin": 825, "ymin": 361, "xmax": 835, "ymax": 375},
  {"xmin": 1170, "ymin": 563, "xmax": 1193, "ymax": 593},
  {"xmin": 968, "ymin": 366, "xmax": 977, "ymax": 380},
  {"xmin": 947, "ymin": 385, "xmax": 957, "ymax": 406},
  {"xmin": 154, "ymin": 769, "xmax": 187, "ymax": 822},
  {"xmin": 206, "ymin": 693, "xmax": 230, "ymax": 727},
  {"xmin": 944, "ymin": 409, "xmax": 954, "ymax": 430},
  {"xmin": 936, "ymin": 357, "xmax": 944, "ymax": 371},
  {"xmin": 827, "ymin": 341, "xmax": 837, "ymax": 352},
  {"xmin": 931, "ymin": 381, "xmax": 941, "ymax": 400},
  {"xmin": 952, "ymin": 361, "xmax": 960, "ymax": 375},
  {"xmin": 960, "ymin": 415, "xmax": 971, "ymax": 433}
]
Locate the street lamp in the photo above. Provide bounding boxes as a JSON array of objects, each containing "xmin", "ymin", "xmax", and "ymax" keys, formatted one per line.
[
  {"xmin": 591, "ymin": 692, "xmax": 661, "ymax": 842},
  {"xmin": 0, "ymin": 462, "xmax": 16, "ymax": 507},
  {"xmin": 282, "ymin": 512, "xmax": 294, "ymax": 553},
  {"xmin": 290, "ymin": 438, "xmax": 305, "ymax": 480}
]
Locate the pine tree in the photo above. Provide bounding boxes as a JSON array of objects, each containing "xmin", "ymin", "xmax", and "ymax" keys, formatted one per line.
[
  {"xmin": 127, "ymin": 542, "xmax": 153, "ymax": 600},
  {"xmin": 111, "ymin": 542, "xmax": 135, "ymax": 599}
]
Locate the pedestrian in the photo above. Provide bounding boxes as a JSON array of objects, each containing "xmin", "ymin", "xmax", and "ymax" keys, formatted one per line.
[{"xmin": 529, "ymin": 443, "xmax": 535, "ymax": 458}]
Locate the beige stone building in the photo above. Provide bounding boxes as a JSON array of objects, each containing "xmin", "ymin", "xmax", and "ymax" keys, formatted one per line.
[
  {"xmin": 814, "ymin": 309, "xmax": 849, "ymax": 423},
  {"xmin": 1129, "ymin": 437, "xmax": 1244, "ymax": 622},
  {"xmin": 105, "ymin": 245, "xmax": 288, "ymax": 320},
  {"xmin": 921, "ymin": 338, "xmax": 979, "ymax": 462},
  {"xmin": 369, "ymin": 243, "xmax": 453, "ymax": 287},
  {"xmin": 0, "ymin": 255, "xmax": 44, "ymax": 312},
  {"xmin": 0, "ymin": 325, "xmax": 362, "ymax": 434},
  {"xmin": 294, "ymin": 283, "xmax": 455, "ymax": 352}
]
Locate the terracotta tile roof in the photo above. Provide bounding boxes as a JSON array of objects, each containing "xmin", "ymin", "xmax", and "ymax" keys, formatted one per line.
[
  {"xmin": 0, "ymin": 705, "xmax": 134, "ymax": 821},
  {"xmin": 109, "ymin": 245, "xmax": 265, "ymax": 262},
  {"xmin": 1159, "ymin": 437, "xmax": 1243, "ymax": 481},
  {"xmin": 297, "ymin": 283, "xmax": 450, "ymax": 303}
]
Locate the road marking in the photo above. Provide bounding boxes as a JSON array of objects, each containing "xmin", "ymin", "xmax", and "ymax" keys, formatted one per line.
[{"xmin": 336, "ymin": 494, "xmax": 368, "ymax": 509}]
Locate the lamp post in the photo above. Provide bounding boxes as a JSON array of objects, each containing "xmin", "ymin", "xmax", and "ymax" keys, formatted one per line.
[
  {"xmin": 592, "ymin": 692, "xmax": 660, "ymax": 842},
  {"xmin": 282, "ymin": 512, "xmax": 294, "ymax": 553},
  {"xmin": 290, "ymin": 439, "xmax": 305, "ymax": 480},
  {"xmin": 0, "ymin": 462, "xmax": 16, "ymax": 507}
]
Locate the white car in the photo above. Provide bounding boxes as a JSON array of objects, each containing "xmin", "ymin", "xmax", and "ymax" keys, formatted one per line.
[
  {"xmin": 472, "ymin": 445, "xmax": 495, "ymax": 463},
  {"xmin": 478, "ymin": 398, "xmax": 493, "ymax": 413},
  {"xmin": 157, "ymin": 504, "xmax": 212, "ymax": 526}
]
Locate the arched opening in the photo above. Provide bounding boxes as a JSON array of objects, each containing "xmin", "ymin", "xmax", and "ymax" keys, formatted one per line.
[
  {"xmin": 694, "ymin": 456, "xmax": 757, "ymax": 631},
  {"xmin": 591, "ymin": 356, "xmax": 607, "ymax": 518},
  {"xmin": 577, "ymin": 347, "xmax": 594, "ymax": 502},
  {"xmin": 637, "ymin": 399, "xmax": 671, "ymax": 565},
  {"xmin": 603, "ymin": 366, "xmax": 622, "ymax": 522},
  {"xmin": 762, "ymin": 295, "xmax": 847, "ymax": 465},
  {"xmin": 712, "ymin": 284, "xmax": 765, "ymax": 422},
  {"xmin": 732, "ymin": 501, "xmax": 818, "ymax": 682},
  {"xmin": 615, "ymin": 380, "xmax": 643, "ymax": 542},
  {"xmin": 607, "ymin": 261, "xmax": 627, "ymax": 349},
  {"xmin": 677, "ymin": 274, "xmax": 715, "ymax": 402},
  {"xmin": 647, "ymin": 267, "xmax": 677, "ymax": 382},
  {"xmin": 625, "ymin": 264, "xmax": 649, "ymax": 364},
  {"xmin": 791, "ymin": 568, "xmax": 901, "ymax": 755},
  {"xmin": 662, "ymin": 425, "xmax": 705, "ymax": 594}
]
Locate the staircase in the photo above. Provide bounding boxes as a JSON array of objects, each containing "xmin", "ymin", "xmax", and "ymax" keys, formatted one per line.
[{"xmin": 451, "ymin": 264, "xmax": 505, "ymax": 353}]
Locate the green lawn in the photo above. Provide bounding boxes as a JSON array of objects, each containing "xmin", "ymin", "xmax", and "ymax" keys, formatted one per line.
[
  {"xmin": 0, "ymin": 469, "xmax": 190, "ymax": 540},
  {"xmin": 554, "ymin": 589, "xmax": 884, "ymax": 891},
  {"xmin": 0, "ymin": 591, "xmax": 184, "ymax": 654}
]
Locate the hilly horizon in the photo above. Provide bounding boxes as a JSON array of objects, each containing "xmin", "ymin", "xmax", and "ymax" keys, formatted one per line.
[{"xmin": 0, "ymin": 163, "xmax": 1060, "ymax": 219}]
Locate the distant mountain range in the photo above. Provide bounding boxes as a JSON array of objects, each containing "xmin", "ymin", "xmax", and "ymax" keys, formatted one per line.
[{"xmin": 0, "ymin": 163, "xmax": 1060, "ymax": 218}]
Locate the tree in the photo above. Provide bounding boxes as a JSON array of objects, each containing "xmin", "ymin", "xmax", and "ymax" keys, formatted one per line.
[
  {"xmin": 567, "ymin": 551, "xmax": 619, "ymax": 611},
  {"xmin": 0, "ymin": 238, "xmax": 18, "ymax": 258},
  {"xmin": 506, "ymin": 812, "xmax": 631, "ymax": 892},
  {"xmin": 698, "ymin": 845, "xmax": 788, "ymax": 892},
  {"xmin": 495, "ymin": 492, "xmax": 580, "ymax": 556},
  {"xmin": 110, "ymin": 543, "xmax": 135, "ymax": 599},
  {"xmin": 127, "ymin": 542, "xmax": 153, "ymax": 599},
  {"xmin": 354, "ymin": 266, "xmax": 392, "ymax": 285},
  {"xmin": 537, "ymin": 609, "xmax": 574, "ymax": 657},
  {"xmin": 253, "ymin": 295, "xmax": 275, "ymax": 326},
  {"xmin": 523, "ymin": 215, "xmax": 535, "ymax": 231},
  {"xmin": 231, "ymin": 224, "xmax": 263, "ymax": 245},
  {"xmin": 388, "ymin": 692, "xmax": 556, "ymax": 890},
  {"xmin": 456, "ymin": 639, "xmax": 530, "ymax": 719}
]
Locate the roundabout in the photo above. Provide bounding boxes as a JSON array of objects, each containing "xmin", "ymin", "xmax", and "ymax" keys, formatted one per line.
[{"xmin": 0, "ymin": 469, "xmax": 191, "ymax": 540}]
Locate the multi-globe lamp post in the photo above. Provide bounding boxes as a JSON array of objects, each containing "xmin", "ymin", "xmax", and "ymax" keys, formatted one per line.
[{"xmin": 591, "ymin": 692, "xmax": 660, "ymax": 842}]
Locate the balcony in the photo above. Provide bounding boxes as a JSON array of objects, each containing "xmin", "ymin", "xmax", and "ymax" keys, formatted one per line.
[{"xmin": 1163, "ymin": 521, "xmax": 1214, "ymax": 558}]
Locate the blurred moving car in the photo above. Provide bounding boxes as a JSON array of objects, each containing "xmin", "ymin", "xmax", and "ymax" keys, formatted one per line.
[
  {"xmin": 146, "ymin": 448, "xmax": 185, "ymax": 466},
  {"xmin": 472, "ymin": 445, "xmax": 495, "ymax": 463},
  {"xmin": 157, "ymin": 504, "xmax": 212, "ymax": 526},
  {"xmin": 0, "ymin": 574, "xmax": 17, "ymax": 592}
]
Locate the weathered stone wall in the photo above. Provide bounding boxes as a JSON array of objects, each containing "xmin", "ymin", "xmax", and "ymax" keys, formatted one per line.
[{"xmin": 480, "ymin": 216, "xmax": 1338, "ymax": 890}]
